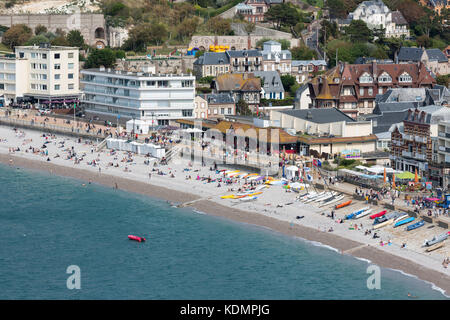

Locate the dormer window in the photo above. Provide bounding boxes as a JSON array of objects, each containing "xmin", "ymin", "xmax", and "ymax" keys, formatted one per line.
[
  {"xmin": 334, "ymin": 78, "xmax": 339, "ymax": 83},
  {"xmin": 399, "ymin": 72, "xmax": 412, "ymax": 82},
  {"xmin": 378, "ymin": 72, "xmax": 392, "ymax": 83},
  {"xmin": 359, "ymin": 73, "xmax": 373, "ymax": 83}
]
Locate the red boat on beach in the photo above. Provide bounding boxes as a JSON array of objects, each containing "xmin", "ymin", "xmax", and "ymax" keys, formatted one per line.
[
  {"xmin": 128, "ymin": 235, "xmax": 146, "ymax": 242},
  {"xmin": 370, "ymin": 210, "xmax": 387, "ymax": 219}
]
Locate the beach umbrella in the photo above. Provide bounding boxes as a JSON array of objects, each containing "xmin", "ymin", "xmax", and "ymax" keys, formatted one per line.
[
  {"xmin": 383, "ymin": 168, "xmax": 386, "ymax": 183},
  {"xmin": 414, "ymin": 168, "xmax": 419, "ymax": 183},
  {"xmin": 392, "ymin": 174, "xmax": 396, "ymax": 188}
]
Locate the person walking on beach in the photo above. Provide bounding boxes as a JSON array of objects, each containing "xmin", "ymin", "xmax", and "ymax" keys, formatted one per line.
[{"xmin": 149, "ymin": 173, "xmax": 151, "ymax": 179}]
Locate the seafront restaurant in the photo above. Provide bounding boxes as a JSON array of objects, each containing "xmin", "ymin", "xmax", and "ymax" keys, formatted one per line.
[
  {"xmin": 175, "ymin": 118, "xmax": 298, "ymax": 154},
  {"xmin": 211, "ymin": 120, "xmax": 298, "ymax": 155}
]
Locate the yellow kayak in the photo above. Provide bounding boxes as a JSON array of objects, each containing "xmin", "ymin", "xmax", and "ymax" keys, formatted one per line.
[
  {"xmin": 243, "ymin": 173, "xmax": 258, "ymax": 178},
  {"xmin": 225, "ymin": 170, "xmax": 240, "ymax": 176},
  {"xmin": 221, "ymin": 194, "xmax": 236, "ymax": 199}
]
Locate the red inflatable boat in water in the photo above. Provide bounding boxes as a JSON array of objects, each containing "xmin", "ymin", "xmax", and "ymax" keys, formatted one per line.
[{"xmin": 128, "ymin": 235, "xmax": 146, "ymax": 242}]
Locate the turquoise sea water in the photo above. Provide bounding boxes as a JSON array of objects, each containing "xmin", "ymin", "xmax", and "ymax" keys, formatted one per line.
[{"xmin": 0, "ymin": 164, "xmax": 447, "ymax": 300}]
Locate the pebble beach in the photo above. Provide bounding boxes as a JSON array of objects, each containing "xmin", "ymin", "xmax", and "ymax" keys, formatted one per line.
[{"xmin": 1, "ymin": 125, "xmax": 449, "ymax": 297}]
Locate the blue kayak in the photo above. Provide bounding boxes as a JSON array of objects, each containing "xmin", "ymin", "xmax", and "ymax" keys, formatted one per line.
[
  {"xmin": 345, "ymin": 207, "xmax": 369, "ymax": 220},
  {"xmin": 394, "ymin": 217, "xmax": 415, "ymax": 228},
  {"xmin": 406, "ymin": 220, "xmax": 425, "ymax": 231}
]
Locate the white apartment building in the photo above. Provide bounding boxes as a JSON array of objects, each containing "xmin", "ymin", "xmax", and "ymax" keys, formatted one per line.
[
  {"xmin": 0, "ymin": 55, "xmax": 28, "ymax": 106},
  {"xmin": 15, "ymin": 44, "xmax": 80, "ymax": 104},
  {"xmin": 0, "ymin": 43, "xmax": 80, "ymax": 106},
  {"xmin": 81, "ymin": 67, "xmax": 195, "ymax": 125}
]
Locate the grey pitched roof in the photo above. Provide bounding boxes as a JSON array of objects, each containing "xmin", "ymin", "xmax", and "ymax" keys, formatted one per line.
[
  {"xmin": 425, "ymin": 49, "xmax": 448, "ymax": 63},
  {"xmin": 253, "ymin": 71, "xmax": 284, "ymax": 94},
  {"xmin": 404, "ymin": 105, "xmax": 450, "ymax": 124},
  {"xmin": 354, "ymin": 57, "xmax": 393, "ymax": 64},
  {"xmin": 205, "ymin": 93, "xmax": 235, "ymax": 104},
  {"xmin": 278, "ymin": 108, "xmax": 355, "ymax": 124},
  {"xmin": 294, "ymin": 84, "xmax": 309, "ymax": 101},
  {"xmin": 373, "ymin": 102, "xmax": 421, "ymax": 114},
  {"xmin": 372, "ymin": 111, "xmax": 409, "ymax": 134},
  {"xmin": 398, "ymin": 47, "xmax": 424, "ymax": 62},
  {"xmin": 391, "ymin": 11, "xmax": 408, "ymax": 25},
  {"xmin": 291, "ymin": 60, "xmax": 327, "ymax": 67},
  {"xmin": 227, "ymin": 49, "xmax": 262, "ymax": 58},
  {"xmin": 193, "ymin": 52, "xmax": 230, "ymax": 66}
]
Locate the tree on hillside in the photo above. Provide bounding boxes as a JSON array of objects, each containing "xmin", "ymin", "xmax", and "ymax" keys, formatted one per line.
[
  {"xmin": 84, "ymin": 48, "xmax": 117, "ymax": 69},
  {"xmin": 123, "ymin": 23, "xmax": 168, "ymax": 51},
  {"xmin": 326, "ymin": 0, "xmax": 347, "ymax": 19},
  {"xmin": 51, "ymin": 36, "xmax": 70, "ymax": 46},
  {"xmin": 280, "ymin": 74, "xmax": 296, "ymax": 93},
  {"xmin": 177, "ymin": 17, "xmax": 200, "ymax": 42},
  {"xmin": 67, "ymin": 30, "xmax": 85, "ymax": 48},
  {"xmin": 291, "ymin": 46, "xmax": 317, "ymax": 60},
  {"xmin": 34, "ymin": 25, "xmax": 47, "ymax": 36},
  {"xmin": 207, "ymin": 17, "xmax": 232, "ymax": 35},
  {"xmin": 236, "ymin": 99, "xmax": 251, "ymax": 116},
  {"xmin": 344, "ymin": 20, "xmax": 373, "ymax": 43},
  {"xmin": 1, "ymin": 24, "xmax": 32, "ymax": 49},
  {"xmin": 265, "ymin": 3, "xmax": 301, "ymax": 35},
  {"xmin": 244, "ymin": 21, "xmax": 256, "ymax": 35},
  {"xmin": 25, "ymin": 35, "xmax": 50, "ymax": 46}
]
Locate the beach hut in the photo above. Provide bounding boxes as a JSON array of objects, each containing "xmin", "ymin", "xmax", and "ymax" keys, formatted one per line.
[{"xmin": 286, "ymin": 165, "xmax": 299, "ymax": 180}]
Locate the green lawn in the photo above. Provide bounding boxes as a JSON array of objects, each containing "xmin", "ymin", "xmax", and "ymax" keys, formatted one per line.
[{"xmin": 0, "ymin": 43, "xmax": 12, "ymax": 53}]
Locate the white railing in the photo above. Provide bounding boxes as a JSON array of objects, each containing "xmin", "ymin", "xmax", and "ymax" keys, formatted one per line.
[
  {"xmin": 414, "ymin": 152, "xmax": 426, "ymax": 160},
  {"xmin": 402, "ymin": 150, "xmax": 413, "ymax": 158},
  {"xmin": 403, "ymin": 134, "xmax": 413, "ymax": 141},
  {"xmin": 415, "ymin": 135, "xmax": 427, "ymax": 143}
]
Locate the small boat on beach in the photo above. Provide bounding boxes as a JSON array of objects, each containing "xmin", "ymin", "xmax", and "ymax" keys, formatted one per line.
[
  {"xmin": 406, "ymin": 220, "xmax": 425, "ymax": 231},
  {"xmin": 373, "ymin": 218, "xmax": 394, "ymax": 230},
  {"xmin": 393, "ymin": 214, "xmax": 410, "ymax": 224},
  {"xmin": 354, "ymin": 208, "xmax": 373, "ymax": 219},
  {"xmin": 335, "ymin": 200, "xmax": 352, "ymax": 209},
  {"xmin": 128, "ymin": 235, "xmax": 146, "ymax": 242},
  {"xmin": 345, "ymin": 207, "xmax": 370, "ymax": 220},
  {"xmin": 370, "ymin": 210, "xmax": 387, "ymax": 219},
  {"xmin": 423, "ymin": 232, "xmax": 448, "ymax": 247},
  {"xmin": 425, "ymin": 242, "xmax": 444, "ymax": 252},
  {"xmin": 238, "ymin": 196, "xmax": 257, "ymax": 202},
  {"xmin": 394, "ymin": 217, "xmax": 415, "ymax": 228},
  {"xmin": 385, "ymin": 212, "xmax": 403, "ymax": 220},
  {"xmin": 319, "ymin": 194, "xmax": 344, "ymax": 207},
  {"xmin": 373, "ymin": 216, "xmax": 387, "ymax": 225}
]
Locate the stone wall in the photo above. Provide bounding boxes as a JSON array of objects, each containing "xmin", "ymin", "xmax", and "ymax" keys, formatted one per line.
[
  {"xmin": 116, "ymin": 56, "xmax": 196, "ymax": 75},
  {"xmin": 0, "ymin": 13, "xmax": 106, "ymax": 46},
  {"xmin": 190, "ymin": 32, "xmax": 299, "ymax": 51}
]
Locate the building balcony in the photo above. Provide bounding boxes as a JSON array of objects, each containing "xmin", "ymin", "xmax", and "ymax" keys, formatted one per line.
[
  {"xmin": 438, "ymin": 146, "xmax": 450, "ymax": 153},
  {"xmin": 414, "ymin": 152, "xmax": 427, "ymax": 161},
  {"xmin": 392, "ymin": 140, "xmax": 402, "ymax": 146},
  {"xmin": 403, "ymin": 134, "xmax": 413, "ymax": 141},
  {"xmin": 415, "ymin": 135, "xmax": 427, "ymax": 143},
  {"xmin": 402, "ymin": 150, "xmax": 413, "ymax": 158},
  {"xmin": 438, "ymin": 131, "xmax": 450, "ymax": 139}
]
